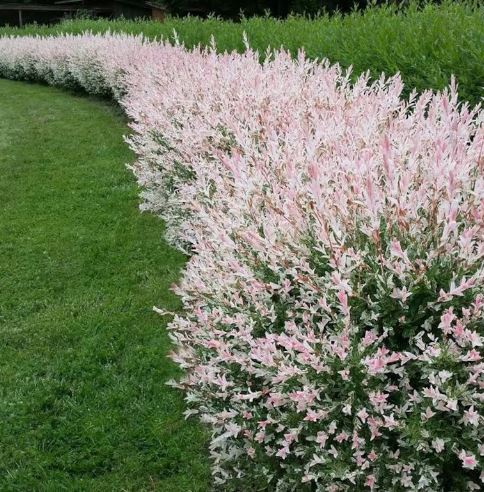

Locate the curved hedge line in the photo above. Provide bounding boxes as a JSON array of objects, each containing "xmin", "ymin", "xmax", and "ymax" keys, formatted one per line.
[
  {"xmin": 1, "ymin": 1, "xmax": 483, "ymax": 106},
  {"xmin": 0, "ymin": 33, "xmax": 482, "ymax": 490}
]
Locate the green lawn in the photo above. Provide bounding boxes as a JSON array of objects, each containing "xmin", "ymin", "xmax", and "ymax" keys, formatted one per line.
[{"xmin": 0, "ymin": 79, "xmax": 210, "ymax": 491}]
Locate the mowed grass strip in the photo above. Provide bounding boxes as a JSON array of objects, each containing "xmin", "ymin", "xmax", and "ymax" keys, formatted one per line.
[{"xmin": 0, "ymin": 79, "xmax": 210, "ymax": 491}]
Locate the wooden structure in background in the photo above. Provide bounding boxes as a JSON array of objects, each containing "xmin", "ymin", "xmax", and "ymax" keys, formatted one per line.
[
  {"xmin": 147, "ymin": 1, "xmax": 166, "ymax": 21},
  {"xmin": 0, "ymin": 3, "xmax": 89, "ymax": 27},
  {"xmin": 0, "ymin": 1, "xmax": 167, "ymax": 27},
  {"xmin": 55, "ymin": 0, "xmax": 159, "ymax": 19}
]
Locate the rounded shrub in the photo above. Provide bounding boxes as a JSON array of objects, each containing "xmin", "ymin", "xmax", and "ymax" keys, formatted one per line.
[{"xmin": 155, "ymin": 59, "xmax": 484, "ymax": 490}]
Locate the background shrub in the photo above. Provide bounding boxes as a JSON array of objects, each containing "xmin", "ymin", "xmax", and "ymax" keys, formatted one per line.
[
  {"xmin": 163, "ymin": 0, "xmax": 367, "ymax": 17},
  {"xmin": 0, "ymin": 1, "xmax": 482, "ymax": 105}
]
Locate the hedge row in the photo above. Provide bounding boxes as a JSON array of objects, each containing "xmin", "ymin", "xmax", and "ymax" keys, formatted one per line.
[
  {"xmin": 0, "ymin": 31, "xmax": 482, "ymax": 491},
  {"xmin": 0, "ymin": 1, "xmax": 483, "ymax": 105}
]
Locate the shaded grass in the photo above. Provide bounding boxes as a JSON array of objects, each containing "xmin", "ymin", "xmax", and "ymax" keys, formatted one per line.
[
  {"xmin": 0, "ymin": 79, "xmax": 210, "ymax": 491},
  {"xmin": 0, "ymin": 1, "xmax": 482, "ymax": 105}
]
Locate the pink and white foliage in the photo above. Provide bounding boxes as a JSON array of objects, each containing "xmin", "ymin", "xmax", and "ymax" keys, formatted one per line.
[
  {"xmin": 0, "ymin": 33, "xmax": 149, "ymax": 96},
  {"xmin": 0, "ymin": 33, "xmax": 482, "ymax": 490}
]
